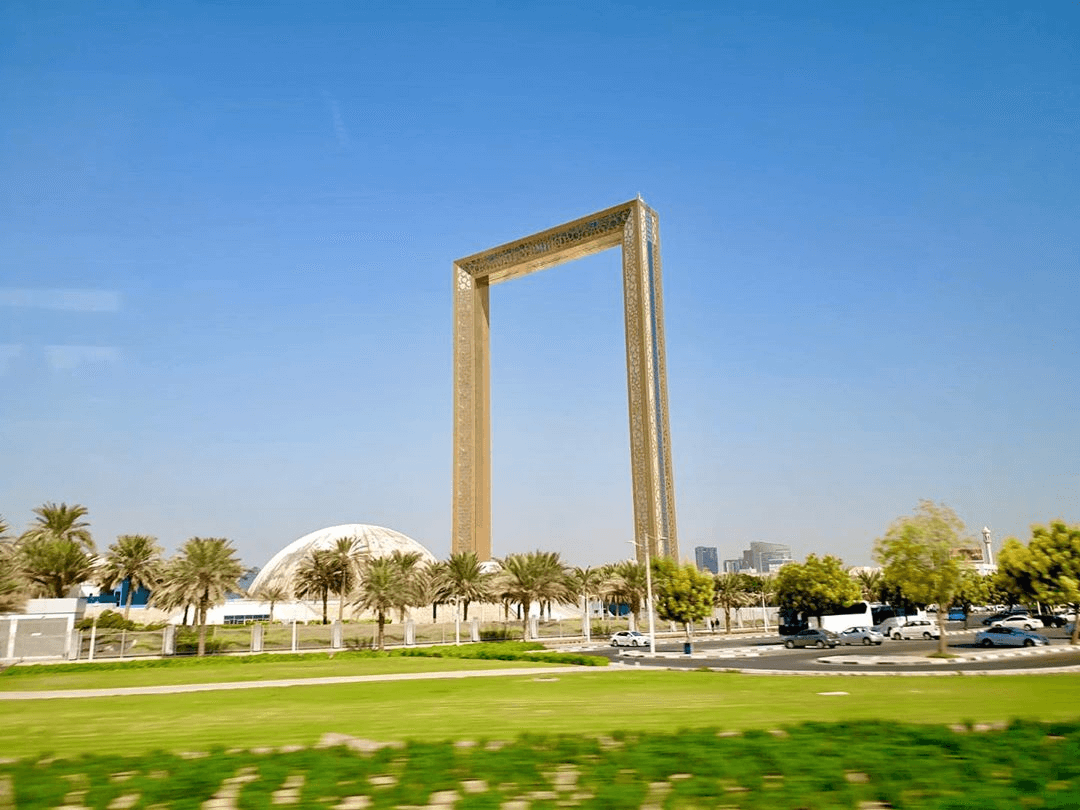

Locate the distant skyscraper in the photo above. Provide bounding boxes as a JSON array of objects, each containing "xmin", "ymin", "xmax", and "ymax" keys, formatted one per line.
[
  {"xmin": 742, "ymin": 541, "xmax": 793, "ymax": 573},
  {"xmin": 694, "ymin": 546, "xmax": 719, "ymax": 574}
]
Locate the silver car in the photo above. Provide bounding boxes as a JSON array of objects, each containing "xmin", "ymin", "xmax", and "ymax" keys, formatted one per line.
[
  {"xmin": 837, "ymin": 626, "xmax": 884, "ymax": 646},
  {"xmin": 974, "ymin": 626, "xmax": 1048, "ymax": 648}
]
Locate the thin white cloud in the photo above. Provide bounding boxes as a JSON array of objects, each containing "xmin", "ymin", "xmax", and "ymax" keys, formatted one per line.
[
  {"xmin": 0, "ymin": 344, "xmax": 22, "ymax": 375},
  {"xmin": 322, "ymin": 91, "xmax": 350, "ymax": 148},
  {"xmin": 44, "ymin": 345, "xmax": 120, "ymax": 371},
  {"xmin": 0, "ymin": 288, "xmax": 121, "ymax": 312}
]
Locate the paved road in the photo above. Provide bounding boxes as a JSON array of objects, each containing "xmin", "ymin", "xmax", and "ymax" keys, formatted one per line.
[{"xmin": 569, "ymin": 625, "xmax": 1080, "ymax": 674}]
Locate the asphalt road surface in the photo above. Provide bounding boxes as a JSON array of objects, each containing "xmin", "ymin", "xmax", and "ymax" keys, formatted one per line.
[{"xmin": 575, "ymin": 624, "xmax": 1080, "ymax": 674}]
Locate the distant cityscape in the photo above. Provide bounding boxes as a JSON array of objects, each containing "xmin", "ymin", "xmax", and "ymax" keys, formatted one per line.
[{"xmin": 694, "ymin": 541, "xmax": 794, "ymax": 576}]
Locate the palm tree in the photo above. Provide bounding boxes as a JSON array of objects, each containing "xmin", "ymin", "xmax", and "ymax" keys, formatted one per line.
[
  {"xmin": 170, "ymin": 537, "xmax": 245, "ymax": 656},
  {"xmin": 17, "ymin": 534, "xmax": 97, "ymax": 598},
  {"xmin": 498, "ymin": 551, "xmax": 571, "ymax": 640},
  {"xmin": 325, "ymin": 536, "xmax": 365, "ymax": 622},
  {"xmin": 743, "ymin": 574, "xmax": 776, "ymax": 631},
  {"xmin": 854, "ymin": 569, "xmax": 883, "ymax": 602},
  {"xmin": 21, "ymin": 502, "xmax": 95, "ymax": 552},
  {"xmin": 0, "ymin": 516, "xmax": 27, "ymax": 614},
  {"xmin": 353, "ymin": 556, "xmax": 404, "ymax": 650},
  {"xmin": 97, "ymin": 534, "xmax": 163, "ymax": 620},
  {"xmin": 438, "ymin": 550, "xmax": 495, "ymax": 621},
  {"xmin": 251, "ymin": 583, "xmax": 290, "ymax": 623},
  {"xmin": 388, "ymin": 550, "xmax": 425, "ymax": 623},
  {"xmin": 294, "ymin": 549, "xmax": 337, "ymax": 624},
  {"xmin": 150, "ymin": 557, "xmax": 199, "ymax": 625},
  {"xmin": 418, "ymin": 560, "xmax": 448, "ymax": 621},
  {"xmin": 713, "ymin": 573, "xmax": 751, "ymax": 633},
  {"xmin": 568, "ymin": 566, "xmax": 604, "ymax": 639},
  {"xmin": 602, "ymin": 560, "xmax": 648, "ymax": 630}
]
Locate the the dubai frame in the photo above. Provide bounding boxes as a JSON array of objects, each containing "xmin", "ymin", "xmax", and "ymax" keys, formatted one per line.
[{"xmin": 453, "ymin": 197, "xmax": 678, "ymax": 564}]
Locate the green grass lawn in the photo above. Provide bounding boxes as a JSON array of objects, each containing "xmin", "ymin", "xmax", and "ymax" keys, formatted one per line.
[
  {"xmin": 4, "ymin": 668, "xmax": 1080, "ymax": 759},
  {"xmin": 7, "ymin": 721, "xmax": 1079, "ymax": 809},
  {"xmin": 0, "ymin": 654, "xmax": 552, "ymax": 691}
]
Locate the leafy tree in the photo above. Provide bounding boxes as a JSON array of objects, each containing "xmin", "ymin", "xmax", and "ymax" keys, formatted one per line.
[
  {"xmin": 712, "ymin": 572, "xmax": 751, "ymax": 633},
  {"xmin": 775, "ymin": 554, "xmax": 860, "ymax": 628},
  {"xmin": 653, "ymin": 559, "xmax": 714, "ymax": 641},
  {"xmin": 951, "ymin": 568, "xmax": 991, "ymax": 628},
  {"xmin": 21, "ymin": 502, "xmax": 95, "ymax": 552},
  {"xmin": 353, "ymin": 556, "xmax": 403, "ymax": 650},
  {"xmin": 497, "ymin": 551, "xmax": 570, "ymax": 640},
  {"xmin": 293, "ymin": 549, "xmax": 337, "ymax": 624},
  {"xmin": 873, "ymin": 500, "xmax": 973, "ymax": 653},
  {"xmin": 170, "ymin": 537, "xmax": 245, "ymax": 656},
  {"xmin": 97, "ymin": 534, "xmax": 163, "ymax": 620},
  {"xmin": 439, "ymin": 551, "xmax": 496, "ymax": 621},
  {"xmin": 998, "ymin": 521, "xmax": 1080, "ymax": 645}
]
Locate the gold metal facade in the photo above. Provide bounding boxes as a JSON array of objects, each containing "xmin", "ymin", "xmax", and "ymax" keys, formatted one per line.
[{"xmin": 453, "ymin": 198, "xmax": 678, "ymax": 563}]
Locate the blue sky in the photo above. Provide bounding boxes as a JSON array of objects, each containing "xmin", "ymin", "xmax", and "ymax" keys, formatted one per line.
[{"xmin": 2, "ymin": 1, "xmax": 1078, "ymax": 571}]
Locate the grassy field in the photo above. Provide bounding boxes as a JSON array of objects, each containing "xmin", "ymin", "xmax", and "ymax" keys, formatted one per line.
[
  {"xmin": 6, "ymin": 721, "xmax": 1079, "ymax": 809},
  {"xmin": 0, "ymin": 654, "xmax": 554, "ymax": 691},
  {"xmin": 4, "ymin": 666, "xmax": 1080, "ymax": 759},
  {"xmin": 4, "ymin": 654, "xmax": 1080, "ymax": 808}
]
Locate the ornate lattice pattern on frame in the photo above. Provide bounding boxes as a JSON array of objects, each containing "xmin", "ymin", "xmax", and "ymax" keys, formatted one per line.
[{"xmin": 453, "ymin": 198, "xmax": 678, "ymax": 563}]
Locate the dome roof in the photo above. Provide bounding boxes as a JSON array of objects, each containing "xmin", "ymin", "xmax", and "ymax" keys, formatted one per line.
[{"xmin": 249, "ymin": 524, "xmax": 438, "ymax": 595}]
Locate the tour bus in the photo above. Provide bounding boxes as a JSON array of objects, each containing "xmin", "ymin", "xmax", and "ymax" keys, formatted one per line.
[{"xmin": 779, "ymin": 602, "xmax": 912, "ymax": 636}]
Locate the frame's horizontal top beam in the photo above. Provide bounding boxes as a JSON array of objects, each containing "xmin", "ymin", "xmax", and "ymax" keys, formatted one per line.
[{"xmin": 455, "ymin": 198, "xmax": 641, "ymax": 285}]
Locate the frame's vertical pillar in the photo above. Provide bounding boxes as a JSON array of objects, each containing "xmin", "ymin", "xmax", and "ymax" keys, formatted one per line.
[
  {"xmin": 622, "ymin": 201, "xmax": 679, "ymax": 561},
  {"xmin": 453, "ymin": 264, "xmax": 492, "ymax": 560}
]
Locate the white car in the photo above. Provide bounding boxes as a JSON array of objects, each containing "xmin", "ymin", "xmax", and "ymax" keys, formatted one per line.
[
  {"xmin": 891, "ymin": 620, "xmax": 941, "ymax": 640},
  {"xmin": 610, "ymin": 630, "xmax": 651, "ymax": 647},
  {"xmin": 991, "ymin": 615, "xmax": 1042, "ymax": 632}
]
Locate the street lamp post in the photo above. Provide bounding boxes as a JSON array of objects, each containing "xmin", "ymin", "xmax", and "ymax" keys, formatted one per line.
[
  {"xmin": 629, "ymin": 536, "xmax": 659, "ymax": 655},
  {"xmin": 454, "ymin": 596, "xmax": 461, "ymax": 646}
]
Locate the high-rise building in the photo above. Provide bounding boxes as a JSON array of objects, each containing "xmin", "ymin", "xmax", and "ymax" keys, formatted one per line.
[
  {"xmin": 694, "ymin": 546, "xmax": 719, "ymax": 574},
  {"xmin": 742, "ymin": 541, "xmax": 793, "ymax": 573}
]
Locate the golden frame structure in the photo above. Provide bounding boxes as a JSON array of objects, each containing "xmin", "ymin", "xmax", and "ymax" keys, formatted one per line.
[{"xmin": 453, "ymin": 198, "xmax": 678, "ymax": 563}]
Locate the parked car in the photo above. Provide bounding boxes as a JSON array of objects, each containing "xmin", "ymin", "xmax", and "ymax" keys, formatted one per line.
[
  {"xmin": 974, "ymin": 626, "xmax": 1049, "ymax": 648},
  {"xmin": 990, "ymin": 615, "xmax": 1042, "ymax": 631},
  {"xmin": 610, "ymin": 630, "xmax": 651, "ymax": 647},
  {"xmin": 1034, "ymin": 613, "xmax": 1069, "ymax": 628},
  {"xmin": 783, "ymin": 628, "xmax": 840, "ymax": 649},
  {"xmin": 874, "ymin": 616, "xmax": 922, "ymax": 637},
  {"xmin": 981, "ymin": 609, "xmax": 1031, "ymax": 626},
  {"xmin": 948, "ymin": 607, "xmax": 967, "ymax": 621},
  {"xmin": 891, "ymin": 620, "xmax": 940, "ymax": 640},
  {"xmin": 836, "ymin": 626, "xmax": 884, "ymax": 646}
]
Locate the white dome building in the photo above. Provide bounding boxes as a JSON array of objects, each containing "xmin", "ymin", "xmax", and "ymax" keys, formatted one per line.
[{"xmin": 249, "ymin": 524, "xmax": 438, "ymax": 595}]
